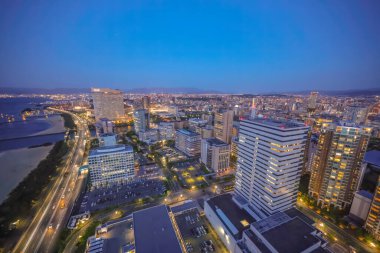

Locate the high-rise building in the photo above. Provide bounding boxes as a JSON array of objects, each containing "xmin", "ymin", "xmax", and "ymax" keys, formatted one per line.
[
  {"xmin": 175, "ymin": 129, "xmax": 201, "ymax": 157},
  {"xmin": 308, "ymin": 91, "xmax": 318, "ymax": 112},
  {"xmin": 142, "ymin": 96, "xmax": 150, "ymax": 110},
  {"xmin": 365, "ymin": 179, "xmax": 380, "ymax": 240},
  {"xmin": 234, "ymin": 119, "xmax": 309, "ymax": 219},
  {"xmin": 201, "ymin": 138, "xmax": 230, "ymax": 175},
  {"xmin": 214, "ymin": 109, "xmax": 234, "ymax": 144},
  {"xmin": 91, "ymin": 88, "xmax": 125, "ymax": 121},
  {"xmin": 88, "ymin": 144, "xmax": 134, "ymax": 187},
  {"xmin": 133, "ymin": 109, "xmax": 150, "ymax": 134},
  {"xmin": 309, "ymin": 123, "xmax": 371, "ymax": 208}
]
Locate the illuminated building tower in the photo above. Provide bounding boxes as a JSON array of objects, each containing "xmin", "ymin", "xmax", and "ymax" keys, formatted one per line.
[
  {"xmin": 91, "ymin": 88, "xmax": 125, "ymax": 121},
  {"xmin": 234, "ymin": 118, "xmax": 309, "ymax": 219},
  {"xmin": 88, "ymin": 145, "xmax": 134, "ymax": 187},
  {"xmin": 214, "ymin": 109, "xmax": 234, "ymax": 144},
  {"xmin": 307, "ymin": 91, "xmax": 318, "ymax": 112},
  {"xmin": 365, "ymin": 179, "xmax": 380, "ymax": 240},
  {"xmin": 133, "ymin": 109, "xmax": 150, "ymax": 134},
  {"xmin": 250, "ymin": 97, "xmax": 257, "ymax": 119},
  {"xmin": 142, "ymin": 96, "xmax": 151, "ymax": 111},
  {"xmin": 309, "ymin": 123, "xmax": 371, "ymax": 209}
]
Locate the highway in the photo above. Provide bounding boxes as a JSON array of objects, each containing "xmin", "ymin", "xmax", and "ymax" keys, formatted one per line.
[{"xmin": 12, "ymin": 108, "xmax": 89, "ymax": 253}]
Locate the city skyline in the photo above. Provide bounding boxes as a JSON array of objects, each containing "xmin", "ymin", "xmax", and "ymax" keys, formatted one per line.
[{"xmin": 1, "ymin": 1, "xmax": 380, "ymax": 93}]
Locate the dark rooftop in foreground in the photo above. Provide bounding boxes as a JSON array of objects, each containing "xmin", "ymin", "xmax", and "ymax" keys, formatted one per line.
[
  {"xmin": 284, "ymin": 207, "xmax": 315, "ymax": 226},
  {"xmin": 206, "ymin": 194, "xmax": 255, "ymax": 239},
  {"xmin": 133, "ymin": 205, "xmax": 182, "ymax": 253},
  {"xmin": 262, "ymin": 217, "xmax": 319, "ymax": 253},
  {"xmin": 365, "ymin": 150, "xmax": 380, "ymax": 167}
]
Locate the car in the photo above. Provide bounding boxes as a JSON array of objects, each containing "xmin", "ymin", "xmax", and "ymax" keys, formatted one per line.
[{"xmin": 48, "ymin": 223, "xmax": 53, "ymax": 230}]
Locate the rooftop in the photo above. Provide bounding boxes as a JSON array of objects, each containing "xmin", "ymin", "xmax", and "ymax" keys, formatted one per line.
[
  {"xmin": 133, "ymin": 205, "xmax": 182, "ymax": 253},
  {"xmin": 365, "ymin": 150, "xmax": 380, "ymax": 167},
  {"xmin": 247, "ymin": 118, "xmax": 308, "ymax": 130},
  {"xmin": 206, "ymin": 194, "xmax": 255, "ymax": 239},
  {"xmin": 204, "ymin": 138, "xmax": 228, "ymax": 146},
  {"xmin": 261, "ymin": 217, "xmax": 320, "ymax": 253},
  {"xmin": 356, "ymin": 190, "xmax": 374, "ymax": 200},
  {"xmin": 89, "ymin": 144, "xmax": 133, "ymax": 156},
  {"xmin": 176, "ymin": 128, "xmax": 199, "ymax": 137}
]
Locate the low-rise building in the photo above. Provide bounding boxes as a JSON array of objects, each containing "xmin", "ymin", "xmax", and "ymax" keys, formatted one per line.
[
  {"xmin": 138, "ymin": 129, "xmax": 159, "ymax": 144},
  {"xmin": 204, "ymin": 194, "xmax": 328, "ymax": 253},
  {"xmin": 349, "ymin": 190, "xmax": 373, "ymax": 224},
  {"xmin": 158, "ymin": 122, "xmax": 176, "ymax": 140},
  {"xmin": 99, "ymin": 133, "xmax": 117, "ymax": 147}
]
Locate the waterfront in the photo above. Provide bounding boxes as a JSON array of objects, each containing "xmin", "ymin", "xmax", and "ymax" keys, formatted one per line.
[{"xmin": 0, "ymin": 97, "xmax": 65, "ymax": 203}]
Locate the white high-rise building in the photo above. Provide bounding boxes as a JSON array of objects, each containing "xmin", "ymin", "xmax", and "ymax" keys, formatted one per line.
[
  {"xmin": 91, "ymin": 88, "xmax": 125, "ymax": 121},
  {"xmin": 234, "ymin": 118, "xmax": 309, "ymax": 219},
  {"xmin": 88, "ymin": 144, "xmax": 134, "ymax": 187}
]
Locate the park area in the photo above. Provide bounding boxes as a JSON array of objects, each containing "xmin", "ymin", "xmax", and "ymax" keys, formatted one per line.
[{"xmin": 172, "ymin": 161, "xmax": 209, "ymax": 190}]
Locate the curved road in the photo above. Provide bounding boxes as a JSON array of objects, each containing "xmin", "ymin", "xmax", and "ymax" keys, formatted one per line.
[{"xmin": 12, "ymin": 108, "xmax": 89, "ymax": 253}]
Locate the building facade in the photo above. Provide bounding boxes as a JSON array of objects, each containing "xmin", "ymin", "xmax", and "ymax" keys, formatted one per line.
[
  {"xmin": 365, "ymin": 179, "xmax": 380, "ymax": 240},
  {"xmin": 91, "ymin": 88, "xmax": 125, "ymax": 121},
  {"xmin": 309, "ymin": 123, "xmax": 371, "ymax": 208},
  {"xmin": 142, "ymin": 96, "xmax": 150, "ymax": 110},
  {"xmin": 175, "ymin": 129, "xmax": 201, "ymax": 157},
  {"xmin": 158, "ymin": 122, "xmax": 176, "ymax": 140},
  {"xmin": 133, "ymin": 109, "xmax": 150, "ymax": 134},
  {"xmin": 214, "ymin": 109, "xmax": 234, "ymax": 144},
  {"xmin": 234, "ymin": 119, "xmax": 309, "ymax": 218},
  {"xmin": 201, "ymin": 138, "xmax": 230, "ymax": 175},
  {"xmin": 88, "ymin": 145, "xmax": 134, "ymax": 187}
]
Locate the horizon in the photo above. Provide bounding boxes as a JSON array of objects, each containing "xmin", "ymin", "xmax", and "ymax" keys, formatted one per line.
[{"xmin": 1, "ymin": 1, "xmax": 380, "ymax": 93}]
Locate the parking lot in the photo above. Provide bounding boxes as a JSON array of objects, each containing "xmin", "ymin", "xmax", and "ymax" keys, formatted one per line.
[
  {"xmin": 174, "ymin": 209, "xmax": 227, "ymax": 253},
  {"xmin": 79, "ymin": 179, "xmax": 165, "ymax": 212}
]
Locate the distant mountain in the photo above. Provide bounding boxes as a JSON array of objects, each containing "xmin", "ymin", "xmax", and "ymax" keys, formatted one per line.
[
  {"xmin": 1, "ymin": 86, "xmax": 379, "ymax": 96},
  {"xmin": 125, "ymin": 87, "xmax": 223, "ymax": 94},
  {"xmin": 285, "ymin": 88, "xmax": 380, "ymax": 96}
]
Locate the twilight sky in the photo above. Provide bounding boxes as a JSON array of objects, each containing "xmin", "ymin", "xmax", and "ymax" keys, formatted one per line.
[{"xmin": 0, "ymin": 0, "xmax": 379, "ymax": 93}]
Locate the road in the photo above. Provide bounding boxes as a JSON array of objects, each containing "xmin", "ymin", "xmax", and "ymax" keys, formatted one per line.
[
  {"xmin": 12, "ymin": 108, "xmax": 89, "ymax": 253},
  {"xmin": 297, "ymin": 201, "xmax": 378, "ymax": 253}
]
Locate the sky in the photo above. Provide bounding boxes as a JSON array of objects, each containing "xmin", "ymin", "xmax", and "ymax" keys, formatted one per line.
[{"xmin": 0, "ymin": 0, "xmax": 379, "ymax": 93}]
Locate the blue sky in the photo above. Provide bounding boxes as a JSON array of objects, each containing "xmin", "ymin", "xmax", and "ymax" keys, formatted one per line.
[{"xmin": 0, "ymin": 0, "xmax": 379, "ymax": 93}]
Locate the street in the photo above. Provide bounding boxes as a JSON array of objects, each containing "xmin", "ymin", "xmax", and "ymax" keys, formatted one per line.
[{"xmin": 12, "ymin": 109, "xmax": 89, "ymax": 253}]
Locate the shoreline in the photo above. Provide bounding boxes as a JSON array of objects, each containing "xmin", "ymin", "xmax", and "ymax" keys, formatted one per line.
[
  {"xmin": 0, "ymin": 146, "xmax": 52, "ymax": 203},
  {"xmin": 0, "ymin": 113, "xmax": 67, "ymax": 203},
  {"xmin": 29, "ymin": 114, "xmax": 66, "ymax": 136}
]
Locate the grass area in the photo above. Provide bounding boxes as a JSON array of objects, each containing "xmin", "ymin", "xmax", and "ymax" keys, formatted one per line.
[
  {"xmin": 61, "ymin": 113, "xmax": 76, "ymax": 130},
  {"xmin": 0, "ymin": 140, "xmax": 68, "ymax": 242},
  {"xmin": 74, "ymin": 221, "xmax": 101, "ymax": 253}
]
